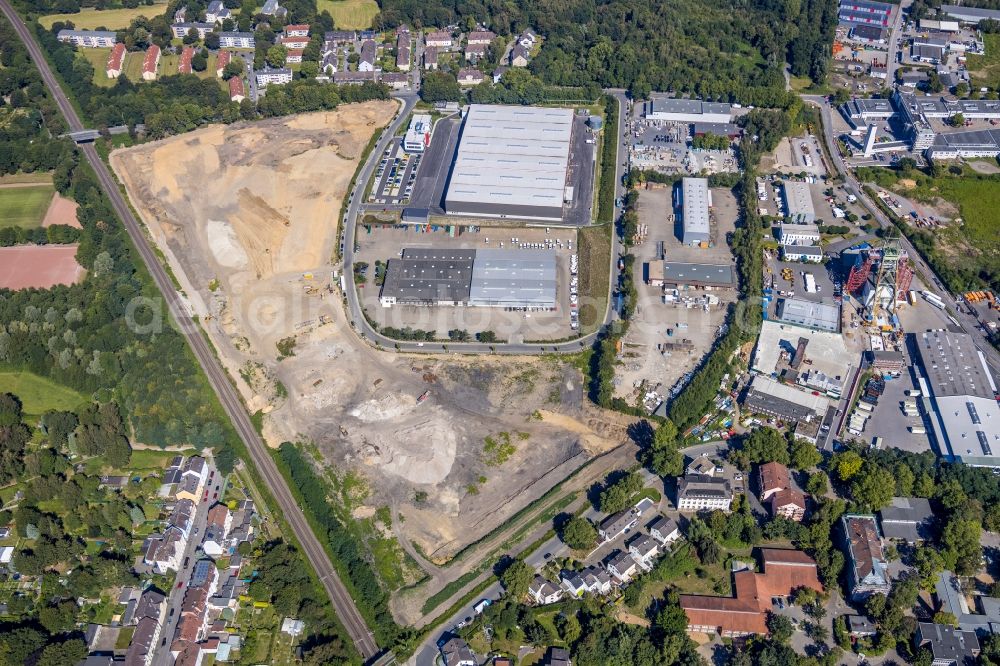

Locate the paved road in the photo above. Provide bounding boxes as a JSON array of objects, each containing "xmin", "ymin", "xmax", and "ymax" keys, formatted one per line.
[
  {"xmin": 341, "ymin": 91, "xmax": 630, "ymax": 354},
  {"xmin": 885, "ymin": 0, "xmax": 911, "ymax": 83},
  {"xmin": 153, "ymin": 469, "xmax": 220, "ymax": 666},
  {"xmin": 805, "ymin": 93, "xmax": 1000, "ymax": 374},
  {"xmin": 0, "ymin": 3, "xmax": 382, "ymax": 661}
]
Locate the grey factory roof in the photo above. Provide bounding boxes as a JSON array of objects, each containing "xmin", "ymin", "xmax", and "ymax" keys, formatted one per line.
[
  {"xmin": 929, "ymin": 128, "xmax": 1000, "ymax": 152},
  {"xmin": 661, "ymin": 262, "xmax": 735, "ymax": 287},
  {"xmin": 916, "ymin": 329, "xmax": 994, "ymax": 399},
  {"xmin": 912, "ymin": 43, "xmax": 945, "ymax": 60},
  {"xmin": 782, "ymin": 181, "xmax": 816, "ymax": 221},
  {"xmin": 379, "ymin": 249, "xmax": 475, "ymax": 304},
  {"xmin": 444, "ymin": 104, "xmax": 574, "ymax": 220},
  {"xmin": 744, "ymin": 375, "xmax": 827, "ymax": 423},
  {"xmin": 916, "ymin": 329, "xmax": 1000, "ymax": 466},
  {"xmin": 681, "ymin": 177, "xmax": 710, "ymax": 241},
  {"xmin": 850, "ymin": 24, "xmax": 886, "ymax": 40},
  {"xmin": 468, "ymin": 249, "xmax": 557, "ymax": 307},
  {"xmin": 776, "ymin": 298, "xmax": 841, "ymax": 332},
  {"xmin": 692, "ymin": 122, "xmax": 741, "ymax": 137},
  {"xmin": 941, "ymin": 4, "xmax": 1000, "ymax": 22},
  {"xmin": 644, "ymin": 97, "xmax": 733, "ymax": 119}
]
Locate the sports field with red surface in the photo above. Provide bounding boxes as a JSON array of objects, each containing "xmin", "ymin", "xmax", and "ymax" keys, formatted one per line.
[{"xmin": 0, "ymin": 245, "xmax": 86, "ymax": 289}]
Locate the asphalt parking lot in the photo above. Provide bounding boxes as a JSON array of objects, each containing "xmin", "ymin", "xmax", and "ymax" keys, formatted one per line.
[
  {"xmin": 764, "ymin": 252, "xmax": 839, "ymax": 306},
  {"xmin": 861, "ymin": 363, "xmax": 933, "ymax": 455},
  {"xmin": 369, "ymin": 138, "xmax": 421, "ymax": 205},
  {"xmin": 408, "ymin": 115, "xmax": 461, "ymax": 213},
  {"xmin": 355, "ymin": 224, "xmax": 581, "ymax": 341}
]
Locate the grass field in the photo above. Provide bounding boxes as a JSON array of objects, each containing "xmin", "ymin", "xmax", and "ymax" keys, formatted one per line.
[
  {"xmin": 967, "ymin": 34, "xmax": 1000, "ymax": 89},
  {"xmin": 934, "ymin": 174, "xmax": 1000, "ymax": 250},
  {"xmin": 0, "ymin": 371, "xmax": 87, "ymax": 415},
  {"xmin": 317, "ymin": 0, "xmax": 379, "ymax": 29},
  {"xmin": 78, "ymin": 47, "xmax": 117, "ymax": 87},
  {"xmin": 40, "ymin": 3, "xmax": 166, "ymax": 30},
  {"xmin": 577, "ymin": 223, "xmax": 612, "ymax": 331},
  {"xmin": 0, "ymin": 185, "xmax": 54, "ymax": 229},
  {"xmin": 0, "ymin": 172, "xmax": 53, "ymax": 186}
]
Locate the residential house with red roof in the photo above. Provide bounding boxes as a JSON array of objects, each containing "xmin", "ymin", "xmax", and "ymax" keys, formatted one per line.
[
  {"xmin": 216, "ymin": 49, "xmax": 231, "ymax": 77},
  {"xmin": 106, "ymin": 42, "xmax": 126, "ymax": 79},
  {"xmin": 178, "ymin": 46, "xmax": 194, "ymax": 74},
  {"xmin": 142, "ymin": 45, "xmax": 160, "ymax": 81}
]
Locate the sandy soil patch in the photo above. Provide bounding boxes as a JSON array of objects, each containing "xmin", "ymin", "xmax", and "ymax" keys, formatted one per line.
[
  {"xmin": 897, "ymin": 178, "xmax": 917, "ymax": 189},
  {"xmin": 0, "ymin": 245, "xmax": 85, "ymax": 289},
  {"xmin": 41, "ymin": 193, "xmax": 81, "ymax": 229},
  {"xmin": 111, "ymin": 102, "xmax": 629, "ymax": 573}
]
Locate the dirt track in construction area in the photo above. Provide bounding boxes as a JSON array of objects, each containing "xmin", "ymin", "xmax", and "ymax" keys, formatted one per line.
[{"xmin": 110, "ymin": 103, "xmax": 644, "ymax": 619}]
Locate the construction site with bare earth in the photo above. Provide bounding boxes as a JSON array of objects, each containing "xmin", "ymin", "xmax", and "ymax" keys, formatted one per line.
[{"xmin": 110, "ymin": 101, "xmax": 641, "ymax": 626}]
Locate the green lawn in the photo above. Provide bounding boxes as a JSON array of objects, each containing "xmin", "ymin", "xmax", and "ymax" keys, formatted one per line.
[
  {"xmin": 0, "ymin": 185, "xmax": 54, "ymax": 229},
  {"xmin": 316, "ymin": 0, "xmax": 379, "ymax": 29},
  {"xmin": 935, "ymin": 174, "xmax": 1000, "ymax": 250},
  {"xmin": 967, "ymin": 34, "xmax": 1000, "ymax": 90},
  {"xmin": 78, "ymin": 47, "xmax": 118, "ymax": 87},
  {"xmin": 40, "ymin": 3, "xmax": 166, "ymax": 30},
  {"xmin": 0, "ymin": 371, "xmax": 87, "ymax": 415}
]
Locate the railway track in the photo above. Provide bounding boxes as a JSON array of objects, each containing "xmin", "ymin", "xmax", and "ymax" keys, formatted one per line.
[{"xmin": 0, "ymin": 3, "xmax": 382, "ymax": 660}]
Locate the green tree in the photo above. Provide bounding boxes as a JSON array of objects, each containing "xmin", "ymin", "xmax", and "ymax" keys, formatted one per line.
[
  {"xmin": 499, "ymin": 559, "xmax": 533, "ymax": 599},
  {"xmin": 806, "ymin": 471, "xmax": 828, "ymax": 496},
  {"xmin": 37, "ymin": 639, "xmax": 87, "ymax": 666},
  {"xmin": 266, "ymin": 44, "xmax": 287, "ymax": 68},
  {"xmin": 420, "ymin": 71, "xmax": 462, "ymax": 102},
  {"xmin": 850, "ymin": 462, "xmax": 894, "ymax": 511},
  {"xmin": 767, "ymin": 613, "xmax": 794, "ymax": 643},
  {"xmin": 942, "ymin": 519, "xmax": 982, "ymax": 576},
  {"xmin": 222, "ymin": 59, "xmax": 245, "ymax": 80},
  {"xmin": 741, "ymin": 427, "xmax": 789, "ymax": 465},
  {"xmin": 834, "ymin": 450, "xmax": 863, "ymax": 481},
  {"xmin": 790, "ymin": 439, "xmax": 821, "ymax": 470},
  {"xmin": 561, "ymin": 516, "xmax": 598, "ymax": 550}
]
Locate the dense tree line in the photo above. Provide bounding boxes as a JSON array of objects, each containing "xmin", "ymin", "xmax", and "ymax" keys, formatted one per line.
[
  {"xmin": 0, "ymin": 225, "xmax": 82, "ymax": 247},
  {"xmin": 277, "ymin": 442, "xmax": 413, "ymax": 648},
  {"xmin": 379, "ymin": 0, "xmax": 835, "ymax": 95},
  {"xmin": 248, "ymin": 540, "xmax": 358, "ymax": 664}
]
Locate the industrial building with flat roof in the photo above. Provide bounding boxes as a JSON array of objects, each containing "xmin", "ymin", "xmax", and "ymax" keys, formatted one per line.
[
  {"xmin": 838, "ymin": 0, "xmax": 893, "ymax": 26},
  {"xmin": 379, "ymin": 248, "xmax": 557, "ymax": 309},
  {"xmin": 403, "ymin": 114, "xmax": 432, "ymax": 153},
  {"xmin": 379, "ymin": 249, "xmax": 475, "ymax": 306},
  {"xmin": 468, "ymin": 249, "xmax": 557, "ymax": 307},
  {"xmin": 677, "ymin": 178, "xmax": 711, "ymax": 245},
  {"xmin": 782, "ymin": 182, "xmax": 816, "ymax": 223},
  {"xmin": 444, "ymin": 105, "xmax": 575, "ymax": 221},
  {"xmin": 914, "ymin": 329, "xmax": 1000, "ymax": 467},
  {"xmin": 743, "ymin": 375, "xmax": 830, "ymax": 424},
  {"xmin": 940, "ymin": 4, "xmax": 1000, "ymax": 23},
  {"xmin": 643, "ymin": 97, "xmax": 733, "ymax": 124},
  {"xmin": 776, "ymin": 298, "xmax": 841, "ymax": 332},
  {"xmin": 661, "ymin": 262, "xmax": 736, "ymax": 288}
]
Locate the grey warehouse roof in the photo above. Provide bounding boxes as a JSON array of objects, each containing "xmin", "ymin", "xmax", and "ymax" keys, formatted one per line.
[
  {"xmin": 445, "ymin": 104, "xmax": 574, "ymax": 220},
  {"xmin": 776, "ymin": 298, "xmax": 841, "ymax": 332},
  {"xmin": 682, "ymin": 178, "xmax": 710, "ymax": 241},
  {"xmin": 468, "ymin": 249, "xmax": 557, "ymax": 307},
  {"xmin": 645, "ymin": 97, "xmax": 733, "ymax": 118},
  {"xmin": 916, "ymin": 329, "xmax": 993, "ymax": 399},
  {"xmin": 662, "ymin": 262, "xmax": 735, "ymax": 287},
  {"xmin": 380, "ymin": 249, "xmax": 474, "ymax": 304}
]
